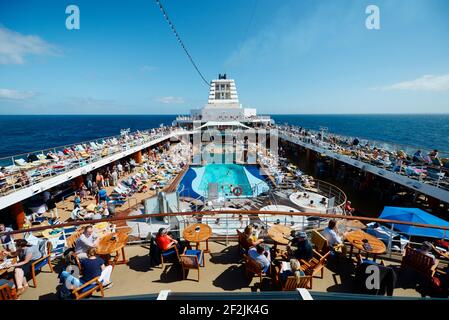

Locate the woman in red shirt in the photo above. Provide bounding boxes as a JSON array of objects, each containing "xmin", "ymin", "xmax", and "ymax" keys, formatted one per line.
[{"xmin": 155, "ymin": 228, "xmax": 178, "ymax": 250}]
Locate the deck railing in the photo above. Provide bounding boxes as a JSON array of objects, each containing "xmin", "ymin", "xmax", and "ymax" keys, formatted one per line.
[
  {"xmin": 2, "ymin": 210, "xmax": 449, "ymax": 259},
  {"xmin": 0, "ymin": 127, "xmax": 189, "ymax": 197}
]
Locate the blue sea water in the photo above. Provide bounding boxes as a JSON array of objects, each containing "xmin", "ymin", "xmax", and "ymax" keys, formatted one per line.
[{"xmin": 0, "ymin": 114, "xmax": 448, "ymax": 159}]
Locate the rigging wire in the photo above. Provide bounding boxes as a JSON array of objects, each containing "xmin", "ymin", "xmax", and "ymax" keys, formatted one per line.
[{"xmin": 154, "ymin": 0, "xmax": 210, "ymax": 87}]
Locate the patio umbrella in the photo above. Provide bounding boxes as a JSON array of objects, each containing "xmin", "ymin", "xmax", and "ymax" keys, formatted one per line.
[{"xmin": 379, "ymin": 206, "xmax": 449, "ymax": 239}]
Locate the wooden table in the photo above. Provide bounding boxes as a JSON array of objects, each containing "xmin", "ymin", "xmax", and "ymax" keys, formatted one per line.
[
  {"xmin": 0, "ymin": 257, "xmax": 16, "ymax": 278},
  {"xmin": 183, "ymin": 223, "xmax": 212, "ymax": 253},
  {"xmin": 96, "ymin": 232, "xmax": 129, "ymax": 265},
  {"xmin": 337, "ymin": 219, "xmax": 366, "ymax": 233},
  {"xmin": 346, "ymin": 229, "xmax": 386, "ymax": 261},
  {"xmin": 267, "ymin": 225, "xmax": 292, "ymax": 249}
]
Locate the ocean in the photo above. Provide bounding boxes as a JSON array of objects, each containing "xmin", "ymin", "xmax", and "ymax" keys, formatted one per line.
[{"xmin": 0, "ymin": 114, "xmax": 448, "ymax": 159}]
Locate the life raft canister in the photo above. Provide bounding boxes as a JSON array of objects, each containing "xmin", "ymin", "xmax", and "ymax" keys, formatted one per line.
[{"xmin": 232, "ymin": 186, "xmax": 243, "ymax": 196}]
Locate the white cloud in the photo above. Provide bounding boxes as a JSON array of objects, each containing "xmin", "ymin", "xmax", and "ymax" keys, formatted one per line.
[
  {"xmin": 0, "ymin": 88, "xmax": 36, "ymax": 100},
  {"xmin": 375, "ymin": 74, "xmax": 449, "ymax": 92},
  {"xmin": 0, "ymin": 26, "xmax": 60, "ymax": 65},
  {"xmin": 156, "ymin": 96, "xmax": 185, "ymax": 104}
]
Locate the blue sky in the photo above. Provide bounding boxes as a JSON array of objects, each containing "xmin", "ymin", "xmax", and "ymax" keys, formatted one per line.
[{"xmin": 0, "ymin": 0, "xmax": 449, "ymax": 114}]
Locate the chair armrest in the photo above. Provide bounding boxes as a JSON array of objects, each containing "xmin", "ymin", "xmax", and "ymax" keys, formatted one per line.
[
  {"xmin": 31, "ymin": 254, "xmax": 49, "ymax": 269},
  {"xmin": 72, "ymin": 276, "xmax": 103, "ymax": 295}
]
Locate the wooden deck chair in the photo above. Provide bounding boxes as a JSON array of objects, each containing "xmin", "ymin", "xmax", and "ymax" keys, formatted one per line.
[
  {"xmin": 400, "ymin": 245, "xmax": 439, "ymax": 279},
  {"xmin": 282, "ymin": 275, "xmax": 313, "ymax": 291},
  {"xmin": 243, "ymin": 254, "xmax": 269, "ymax": 285},
  {"xmin": 0, "ymin": 284, "xmax": 17, "ymax": 300},
  {"xmin": 179, "ymin": 248, "xmax": 204, "ymax": 282},
  {"xmin": 311, "ymin": 229, "xmax": 329, "ymax": 254},
  {"xmin": 160, "ymin": 244, "xmax": 179, "ymax": 268},
  {"xmin": 30, "ymin": 241, "xmax": 54, "ymax": 288},
  {"xmin": 71, "ymin": 276, "xmax": 104, "ymax": 300},
  {"xmin": 237, "ymin": 229, "xmax": 251, "ymax": 254},
  {"xmin": 300, "ymin": 250, "xmax": 331, "ymax": 279}
]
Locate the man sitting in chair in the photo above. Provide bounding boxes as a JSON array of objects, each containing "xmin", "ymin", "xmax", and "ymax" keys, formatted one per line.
[
  {"xmin": 322, "ymin": 220, "xmax": 347, "ymax": 255},
  {"xmin": 248, "ymin": 244, "xmax": 271, "ymax": 273},
  {"xmin": 74, "ymin": 225, "xmax": 99, "ymax": 260},
  {"xmin": 155, "ymin": 228, "xmax": 178, "ymax": 251}
]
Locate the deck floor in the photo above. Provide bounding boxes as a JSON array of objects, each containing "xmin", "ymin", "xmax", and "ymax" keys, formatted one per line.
[{"xmin": 20, "ymin": 241, "xmax": 424, "ymax": 300}]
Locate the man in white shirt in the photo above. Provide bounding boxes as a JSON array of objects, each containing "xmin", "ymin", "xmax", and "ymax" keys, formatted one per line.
[
  {"xmin": 74, "ymin": 225, "xmax": 99, "ymax": 260},
  {"xmin": 322, "ymin": 220, "xmax": 347, "ymax": 254}
]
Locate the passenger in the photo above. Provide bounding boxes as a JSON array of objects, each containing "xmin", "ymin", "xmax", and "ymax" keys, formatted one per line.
[
  {"xmin": 413, "ymin": 150, "xmax": 424, "ymax": 163},
  {"xmin": 345, "ymin": 201, "xmax": 355, "ymax": 214},
  {"xmin": 0, "ymin": 223, "xmax": 15, "ymax": 251},
  {"xmin": 322, "ymin": 220, "xmax": 347, "ymax": 254},
  {"xmin": 244, "ymin": 225, "xmax": 264, "ymax": 247},
  {"xmin": 74, "ymin": 225, "xmax": 99, "ymax": 260},
  {"xmin": 155, "ymin": 228, "xmax": 178, "ymax": 251},
  {"xmin": 248, "ymin": 244, "xmax": 271, "ymax": 273},
  {"xmin": 309, "ymin": 200, "xmax": 315, "ymax": 207},
  {"xmin": 6, "ymin": 239, "xmax": 43, "ymax": 296},
  {"xmin": 73, "ymin": 193, "xmax": 81, "ymax": 210},
  {"xmin": 277, "ymin": 259, "xmax": 305, "ymax": 285},
  {"xmin": 288, "ymin": 231, "xmax": 313, "ymax": 261},
  {"xmin": 59, "ymin": 248, "xmax": 113, "ymax": 298},
  {"xmin": 417, "ymin": 241, "xmax": 437, "ymax": 263},
  {"xmin": 320, "ymin": 197, "xmax": 327, "ymax": 206}
]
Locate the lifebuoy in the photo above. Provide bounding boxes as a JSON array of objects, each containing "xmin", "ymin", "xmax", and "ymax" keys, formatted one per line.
[{"xmin": 232, "ymin": 186, "xmax": 243, "ymax": 196}]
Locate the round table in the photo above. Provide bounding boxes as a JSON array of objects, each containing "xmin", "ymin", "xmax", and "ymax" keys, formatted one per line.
[
  {"xmin": 267, "ymin": 224, "xmax": 292, "ymax": 247},
  {"xmin": 337, "ymin": 219, "xmax": 366, "ymax": 233},
  {"xmin": 94, "ymin": 222, "xmax": 110, "ymax": 237},
  {"xmin": 96, "ymin": 232, "xmax": 129, "ymax": 265},
  {"xmin": 346, "ymin": 229, "xmax": 386, "ymax": 261},
  {"xmin": 183, "ymin": 223, "xmax": 212, "ymax": 253}
]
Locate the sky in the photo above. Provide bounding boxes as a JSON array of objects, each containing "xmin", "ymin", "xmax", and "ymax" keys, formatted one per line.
[{"xmin": 0, "ymin": 0, "xmax": 449, "ymax": 114}]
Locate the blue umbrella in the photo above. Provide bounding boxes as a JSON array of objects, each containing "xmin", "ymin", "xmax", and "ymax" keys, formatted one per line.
[{"xmin": 379, "ymin": 206, "xmax": 449, "ymax": 239}]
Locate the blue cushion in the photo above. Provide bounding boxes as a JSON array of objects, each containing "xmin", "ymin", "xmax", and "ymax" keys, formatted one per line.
[
  {"xmin": 161, "ymin": 248, "xmax": 176, "ymax": 257},
  {"xmin": 79, "ymin": 282, "xmax": 97, "ymax": 294},
  {"xmin": 184, "ymin": 249, "xmax": 202, "ymax": 265},
  {"xmin": 34, "ymin": 257, "xmax": 48, "ymax": 270}
]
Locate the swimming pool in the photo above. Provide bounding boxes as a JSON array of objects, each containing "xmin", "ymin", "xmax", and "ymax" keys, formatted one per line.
[{"xmin": 178, "ymin": 164, "xmax": 270, "ymax": 199}]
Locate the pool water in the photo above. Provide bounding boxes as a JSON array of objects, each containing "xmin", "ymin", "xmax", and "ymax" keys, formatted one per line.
[{"xmin": 178, "ymin": 164, "xmax": 270, "ymax": 199}]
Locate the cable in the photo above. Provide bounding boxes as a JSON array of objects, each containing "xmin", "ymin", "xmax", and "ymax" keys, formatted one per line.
[{"xmin": 155, "ymin": 0, "xmax": 210, "ymax": 87}]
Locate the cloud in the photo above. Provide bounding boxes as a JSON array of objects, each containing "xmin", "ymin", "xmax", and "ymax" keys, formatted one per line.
[
  {"xmin": 0, "ymin": 26, "xmax": 60, "ymax": 65},
  {"xmin": 68, "ymin": 97, "xmax": 115, "ymax": 107},
  {"xmin": 155, "ymin": 96, "xmax": 185, "ymax": 104},
  {"xmin": 0, "ymin": 88, "xmax": 36, "ymax": 100},
  {"xmin": 373, "ymin": 74, "xmax": 449, "ymax": 92}
]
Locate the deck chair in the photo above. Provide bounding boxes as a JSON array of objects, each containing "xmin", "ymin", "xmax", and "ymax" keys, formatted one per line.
[
  {"xmin": 0, "ymin": 284, "xmax": 17, "ymax": 300},
  {"xmin": 300, "ymin": 250, "xmax": 331, "ymax": 279},
  {"xmin": 243, "ymin": 254, "xmax": 269, "ymax": 285},
  {"xmin": 179, "ymin": 248, "xmax": 204, "ymax": 282},
  {"xmin": 160, "ymin": 244, "xmax": 180, "ymax": 268},
  {"xmin": 282, "ymin": 275, "xmax": 313, "ymax": 291},
  {"xmin": 237, "ymin": 229, "xmax": 251, "ymax": 254},
  {"xmin": 311, "ymin": 229, "xmax": 329, "ymax": 254},
  {"xmin": 30, "ymin": 241, "xmax": 54, "ymax": 288},
  {"xmin": 71, "ymin": 276, "xmax": 104, "ymax": 300}
]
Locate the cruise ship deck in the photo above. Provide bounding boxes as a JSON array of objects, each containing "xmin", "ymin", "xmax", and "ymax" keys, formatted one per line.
[{"xmin": 1, "ymin": 75, "xmax": 449, "ymax": 301}]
